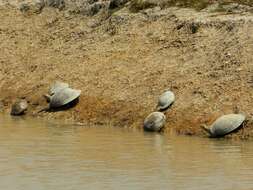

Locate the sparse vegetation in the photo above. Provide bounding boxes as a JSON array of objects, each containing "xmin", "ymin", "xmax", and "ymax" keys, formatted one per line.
[
  {"xmin": 159, "ymin": 0, "xmax": 212, "ymax": 10},
  {"xmin": 129, "ymin": 0, "xmax": 253, "ymax": 12}
]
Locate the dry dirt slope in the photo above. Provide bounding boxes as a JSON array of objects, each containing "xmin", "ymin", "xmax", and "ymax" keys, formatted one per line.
[{"xmin": 0, "ymin": 5, "xmax": 253, "ymax": 138}]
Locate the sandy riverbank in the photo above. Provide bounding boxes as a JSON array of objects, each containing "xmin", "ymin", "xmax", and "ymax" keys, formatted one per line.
[{"xmin": 1, "ymin": 2, "xmax": 253, "ymax": 139}]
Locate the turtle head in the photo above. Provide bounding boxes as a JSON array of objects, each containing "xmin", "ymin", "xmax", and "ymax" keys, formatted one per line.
[
  {"xmin": 43, "ymin": 94, "xmax": 52, "ymax": 103},
  {"xmin": 200, "ymin": 124, "xmax": 212, "ymax": 135}
]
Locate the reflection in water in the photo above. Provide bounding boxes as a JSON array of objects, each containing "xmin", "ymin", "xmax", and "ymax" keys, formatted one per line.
[{"xmin": 0, "ymin": 114, "xmax": 253, "ymax": 190}]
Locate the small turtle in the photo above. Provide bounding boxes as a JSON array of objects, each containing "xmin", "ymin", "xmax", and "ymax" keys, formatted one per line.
[
  {"xmin": 157, "ymin": 90, "xmax": 175, "ymax": 111},
  {"xmin": 49, "ymin": 81, "xmax": 69, "ymax": 96},
  {"xmin": 201, "ymin": 114, "xmax": 246, "ymax": 138},
  {"xmin": 11, "ymin": 99, "xmax": 28, "ymax": 116},
  {"xmin": 144, "ymin": 112, "xmax": 166, "ymax": 132},
  {"xmin": 42, "ymin": 87, "xmax": 81, "ymax": 111}
]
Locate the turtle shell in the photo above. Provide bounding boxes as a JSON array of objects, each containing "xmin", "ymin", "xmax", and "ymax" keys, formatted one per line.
[
  {"xmin": 49, "ymin": 81, "xmax": 69, "ymax": 95},
  {"xmin": 11, "ymin": 99, "xmax": 28, "ymax": 115},
  {"xmin": 209, "ymin": 114, "xmax": 245, "ymax": 137},
  {"xmin": 49, "ymin": 88, "xmax": 81, "ymax": 108},
  {"xmin": 157, "ymin": 90, "xmax": 175, "ymax": 111},
  {"xmin": 144, "ymin": 112, "xmax": 166, "ymax": 132}
]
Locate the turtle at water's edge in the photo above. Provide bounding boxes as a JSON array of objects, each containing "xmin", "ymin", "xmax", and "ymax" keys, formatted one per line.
[
  {"xmin": 47, "ymin": 88, "xmax": 81, "ymax": 109},
  {"xmin": 157, "ymin": 90, "xmax": 175, "ymax": 111},
  {"xmin": 144, "ymin": 112, "xmax": 166, "ymax": 132},
  {"xmin": 39, "ymin": 87, "xmax": 81, "ymax": 112},
  {"xmin": 201, "ymin": 114, "xmax": 246, "ymax": 138},
  {"xmin": 11, "ymin": 99, "xmax": 28, "ymax": 116}
]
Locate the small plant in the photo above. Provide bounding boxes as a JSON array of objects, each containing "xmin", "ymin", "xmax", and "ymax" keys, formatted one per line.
[{"xmin": 129, "ymin": 0, "xmax": 157, "ymax": 12}]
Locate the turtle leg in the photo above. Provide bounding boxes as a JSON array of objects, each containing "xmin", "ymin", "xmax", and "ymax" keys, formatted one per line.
[
  {"xmin": 37, "ymin": 106, "xmax": 50, "ymax": 113},
  {"xmin": 200, "ymin": 124, "xmax": 212, "ymax": 136}
]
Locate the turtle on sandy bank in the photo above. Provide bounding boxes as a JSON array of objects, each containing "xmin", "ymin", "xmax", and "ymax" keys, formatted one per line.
[
  {"xmin": 40, "ymin": 87, "xmax": 81, "ymax": 112},
  {"xmin": 46, "ymin": 87, "xmax": 81, "ymax": 109},
  {"xmin": 144, "ymin": 112, "xmax": 166, "ymax": 132},
  {"xmin": 157, "ymin": 90, "xmax": 175, "ymax": 111},
  {"xmin": 11, "ymin": 99, "xmax": 28, "ymax": 116},
  {"xmin": 201, "ymin": 114, "xmax": 246, "ymax": 138}
]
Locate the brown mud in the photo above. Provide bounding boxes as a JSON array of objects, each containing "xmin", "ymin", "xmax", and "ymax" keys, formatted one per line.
[{"xmin": 1, "ymin": 3, "xmax": 253, "ymax": 139}]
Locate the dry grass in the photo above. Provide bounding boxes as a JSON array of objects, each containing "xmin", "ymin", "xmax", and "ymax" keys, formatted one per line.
[
  {"xmin": 129, "ymin": 0, "xmax": 157, "ymax": 12},
  {"xmin": 129, "ymin": 0, "xmax": 253, "ymax": 12}
]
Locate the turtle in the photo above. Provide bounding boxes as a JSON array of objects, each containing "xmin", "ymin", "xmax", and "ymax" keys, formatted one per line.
[
  {"xmin": 11, "ymin": 99, "xmax": 28, "ymax": 116},
  {"xmin": 42, "ymin": 87, "xmax": 81, "ymax": 111},
  {"xmin": 201, "ymin": 114, "xmax": 246, "ymax": 138},
  {"xmin": 48, "ymin": 81, "xmax": 69, "ymax": 96},
  {"xmin": 157, "ymin": 90, "xmax": 175, "ymax": 111},
  {"xmin": 144, "ymin": 112, "xmax": 166, "ymax": 132}
]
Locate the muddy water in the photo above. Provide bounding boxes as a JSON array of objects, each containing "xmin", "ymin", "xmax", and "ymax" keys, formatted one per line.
[{"xmin": 1, "ymin": 115, "xmax": 253, "ymax": 190}]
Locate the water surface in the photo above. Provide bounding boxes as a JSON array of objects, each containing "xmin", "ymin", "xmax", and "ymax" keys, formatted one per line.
[{"xmin": 0, "ymin": 114, "xmax": 253, "ymax": 190}]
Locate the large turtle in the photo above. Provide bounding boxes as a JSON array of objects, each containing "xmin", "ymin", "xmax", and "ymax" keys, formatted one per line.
[
  {"xmin": 157, "ymin": 90, "xmax": 175, "ymax": 111},
  {"xmin": 39, "ymin": 87, "xmax": 81, "ymax": 112},
  {"xmin": 201, "ymin": 114, "xmax": 246, "ymax": 138},
  {"xmin": 48, "ymin": 81, "xmax": 69, "ymax": 96},
  {"xmin": 11, "ymin": 99, "xmax": 28, "ymax": 116},
  {"xmin": 144, "ymin": 112, "xmax": 166, "ymax": 132},
  {"xmin": 45, "ymin": 87, "xmax": 81, "ymax": 109}
]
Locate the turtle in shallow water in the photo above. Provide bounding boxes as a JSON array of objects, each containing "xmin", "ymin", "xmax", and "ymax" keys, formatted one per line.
[
  {"xmin": 157, "ymin": 90, "xmax": 175, "ymax": 111},
  {"xmin": 48, "ymin": 81, "xmax": 69, "ymax": 96},
  {"xmin": 144, "ymin": 112, "xmax": 166, "ymax": 132},
  {"xmin": 11, "ymin": 99, "xmax": 28, "ymax": 116},
  {"xmin": 201, "ymin": 114, "xmax": 246, "ymax": 138},
  {"xmin": 41, "ymin": 87, "xmax": 81, "ymax": 112}
]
